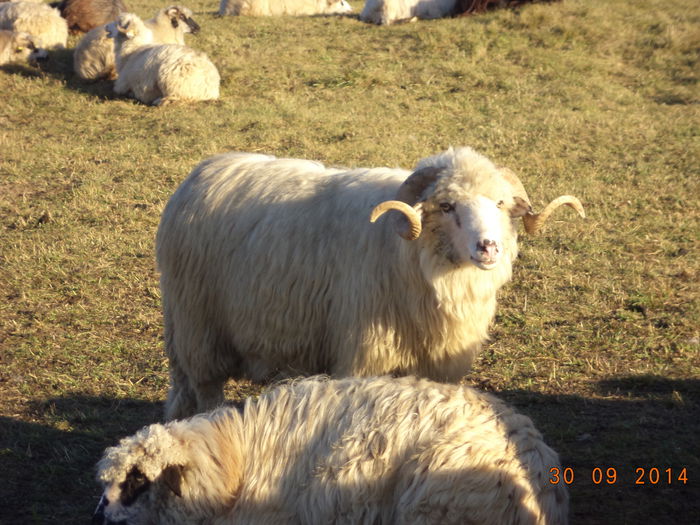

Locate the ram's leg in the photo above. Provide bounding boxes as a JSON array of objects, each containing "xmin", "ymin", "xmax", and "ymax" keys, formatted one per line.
[{"xmin": 164, "ymin": 356, "xmax": 198, "ymax": 421}]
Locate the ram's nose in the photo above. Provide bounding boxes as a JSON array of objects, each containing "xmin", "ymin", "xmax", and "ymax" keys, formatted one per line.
[{"xmin": 477, "ymin": 239, "xmax": 499, "ymax": 260}]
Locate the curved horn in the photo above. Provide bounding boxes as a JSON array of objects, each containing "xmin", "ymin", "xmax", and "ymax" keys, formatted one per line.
[
  {"xmin": 370, "ymin": 201, "xmax": 422, "ymax": 240},
  {"xmin": 395, "ymin": 166, "xmax": 442, "ymax": 205},
  {"xmin": 522, "ymin": 195, "xmax": 585, "ymax": 235}
]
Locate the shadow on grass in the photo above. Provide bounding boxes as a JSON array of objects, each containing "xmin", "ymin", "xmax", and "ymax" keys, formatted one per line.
[
  {"xmin": 0, "ymin": 376, "xmax": 697, "ymax": 525},
  {"xmin": 492, "ymin": 375, "xmax": 700, "ymax": 525},
  {"xmin": 0, "ymin": 396, "xmax": 162, "ymax": 525},
  {"xmin": 2, "ymin": 46, "xmax": 119, "ymax": 101}
]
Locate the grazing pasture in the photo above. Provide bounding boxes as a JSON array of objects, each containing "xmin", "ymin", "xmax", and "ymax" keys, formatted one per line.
[{"xmin": 0, "ymin": 0, "xmax": 698, "ymax": 523}]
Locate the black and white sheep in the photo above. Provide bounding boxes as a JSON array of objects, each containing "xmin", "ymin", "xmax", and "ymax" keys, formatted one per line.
[
  {"xmin": 0, "ymin": 1, "xmax": 67, "ymax": 49},
  {"xmin": 74, "ymin": 5, "xmax": 200, "ymax": 81},
  {"xmin": 156, "ymin": 147, "xmax": 584, "ymax": 420},
  {"xmin": 218, "ymin": 0, "xmax": 353, "ymax": 17},
  {"xmin": 106, "ymin": 12, "xmax": 219, "ymax": 105},
  {"xmin": 0, "ymin": 28, "xmax": 46, "ymax": 65},
  {"xmin": 93, "ymin": 375, "xmax": 569, "ymax": 525}
]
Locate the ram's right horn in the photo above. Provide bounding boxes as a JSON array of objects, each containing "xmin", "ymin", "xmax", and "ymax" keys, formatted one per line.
[{"xmin": 370, "ymin": 200, "xmax": 422, "ymax": 240}]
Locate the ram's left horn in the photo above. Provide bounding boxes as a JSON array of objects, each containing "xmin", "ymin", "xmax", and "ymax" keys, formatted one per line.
[{"xmin": 522, "ymin": 195, "xmax": 585, "ymax": 235}]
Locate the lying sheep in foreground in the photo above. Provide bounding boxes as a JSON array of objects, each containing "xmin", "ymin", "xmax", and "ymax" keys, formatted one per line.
[
  {"xmin": 107, "ymin": 12, "xmax": 218, "ymax": 105},
  {"xmin": 0, "ymin": 29, "xmax": 46, "ymax": 65},
  {"xmin": 218, "ymin": 0, "xmax": 352, "ymax": 17},
  {"xmin": 93, "ymin": 376, "xmax": 569, "ymax": 525},
  {"xmin": 0, "ymin": 1, "xmax": 67, "ymax": 48},
  {"xmin": 51, "ymin": 0, "xmax": 127, "ymax": 34},
  {"xmin": 157, "ymin": 147, "xmax": 584, "ymax": 419},
  {"xmin": 74, "ymin": 5, "xmax": 199, "ymax": 81}
]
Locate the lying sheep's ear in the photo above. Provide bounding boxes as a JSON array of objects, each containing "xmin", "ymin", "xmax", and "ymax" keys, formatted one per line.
[{"xmin": 161, "ymin": 464, "xmax": 184, "ymax": 498}]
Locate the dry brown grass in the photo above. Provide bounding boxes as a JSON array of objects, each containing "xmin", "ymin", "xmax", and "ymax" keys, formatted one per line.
[{"xmin": 1, "ymin": 0, "xmax": 698, "ymax": 522}]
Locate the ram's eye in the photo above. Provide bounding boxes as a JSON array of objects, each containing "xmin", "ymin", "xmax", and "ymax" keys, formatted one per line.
[
  {"xmin": 439, "ymin": 202, "xmax": 454, "ymax": 213},
  {"xmin": 15, "ymin": 46, "xmax": 24, "ymax": 52},
  {"xmin": 496, "ymin": 200, "xmax": 505, "ymax": 208}
]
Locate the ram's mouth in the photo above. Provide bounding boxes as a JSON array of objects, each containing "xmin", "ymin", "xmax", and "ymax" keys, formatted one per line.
[{"xmin": 470, "ymin": 256, "xmax": 499, "ymax": 270}]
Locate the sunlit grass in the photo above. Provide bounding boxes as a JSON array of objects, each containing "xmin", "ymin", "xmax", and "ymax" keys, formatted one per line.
[{"xmin": 1, "ymin": 0, "xmax": 698, "ymax": 522}]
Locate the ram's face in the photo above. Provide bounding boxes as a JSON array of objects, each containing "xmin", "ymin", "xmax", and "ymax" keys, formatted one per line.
[{"xmin": 423, "ymin": 189, "xmax": 522, "ymax": 270}]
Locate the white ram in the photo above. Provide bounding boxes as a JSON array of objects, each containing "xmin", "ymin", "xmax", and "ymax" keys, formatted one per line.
[
  {"xmin": 107, "ymin": 12, "xmax": 219, "ymax": 105},
  {"xmin": 74, "ymin": 5, "xmax": 200, "ymax": 81},
  {"xmin": 93, "ymin": 375, "xmax": 569, "ymax": 525},
  {"xmin": 156, "ymin": 147, "xmax": 584, "ymax": 420},
  {"xmin": 0, "ymin": 1, "xmax": 67, "ymax": 49},
  {"xmin": 0, "ymin": 29, "xmax": 46, "ymax": 65},
  {"xmin": 218, "ymin": 0, "xmax": 352, "ymax": 17}
]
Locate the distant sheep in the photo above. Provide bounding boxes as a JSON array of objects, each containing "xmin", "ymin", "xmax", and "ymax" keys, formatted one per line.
[
  {"xmin": 51, "ymin": 0, "xmax": 127, "ymax": 34},
  {"xmin": 218, "ymin": 0, "xmax": 352, "ymax": 17},
  {"xmin": 455, "ymin": 0, "xmax": 560, "ymax": 17},
  {"xmin": 157, "ymin": 147, "xmax": 584, "ymax": 419},
  {"xmin": 107, "ymin": 12, "xmax": 219, "ymax": 105},
  {"xmin": 0, "ymin": 1, "xmax": 67, "ymax": 49},
  {"xmin": 93, "ymin": 375, "xmax": 569, "ymax": 525},
  {"xmin": 74, "ymin": 5, "xmax": 199, "ymax": 81},
  {"xmin": 360, "ymin": 0, "xmax": 457, "ymax": 24},
  {"xmin": 0, "ymin": 29, "xmax": 46, "ymax": 65}
]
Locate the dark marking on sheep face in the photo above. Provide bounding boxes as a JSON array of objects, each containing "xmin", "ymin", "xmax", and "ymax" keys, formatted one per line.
[
  {"xmin": 185, "ymin": 17, "xmax": 200, "ymax": 34},
  {"xmin": 171, "ymin": 17, "xmax": 179, "ymax": 29},
  {"xmin": 119, "ymin": 466, "xmax": 151, "ymax": 506}
]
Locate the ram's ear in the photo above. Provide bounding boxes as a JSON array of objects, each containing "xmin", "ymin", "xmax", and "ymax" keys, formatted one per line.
[
  {"xmin": 160, "ymin": 464, "xmax": 184, "ymax": 498},
  {"xmin": 509, "ymin": 196, "xmax": 532, "ymax": 218}
]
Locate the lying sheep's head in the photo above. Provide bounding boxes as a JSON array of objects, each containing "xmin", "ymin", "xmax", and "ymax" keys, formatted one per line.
[
  {"xmin": 0, "ymin": 31, "xmax": 48, "ymax": 67},
  {"xmin": 93, "ymin": 415, "xmax": 244, "ymax": 525},
  {"xmin": 164, "ymin": 5, "xmax": 200, "ymax": 35},
  {"xmin": 325, "ymin": 0, "xmax": 353, "ymax": 14},
  {"xmin": 106, "ymin": 13, "xmax": 154, "ymax": 47},
  {"xmin": 93, "ymin": 424, "xmax": 193, "ymax": 525},
  {"xmin": 370, "ymin": 147, "xmax": 584, "ymax": 270}
]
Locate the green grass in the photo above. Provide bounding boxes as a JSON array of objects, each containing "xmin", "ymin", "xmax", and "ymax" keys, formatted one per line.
[{"xmin": 1, "ymin": 0, "xmax": 698, "ymax": 522}]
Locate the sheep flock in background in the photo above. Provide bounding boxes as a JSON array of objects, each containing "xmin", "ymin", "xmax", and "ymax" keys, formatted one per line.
[
  {"xmin": 93, "ymin": 376, "xmax": 569, "ymax": 525},
  {"xmin": 219, "ymin": 0, "xmax": 353, "ymax": 16},
  {"xmin": 106, "ymin": 12, "xmax": 219, "ymax": 105},
  {"xmin": 74, "ymin": 5, "xmax": 199, "ymax": 81},
  {"xmin": 50, "ymin": 0, "xmax": 127, "ymax": 34},
  {"xmin": 156, "ymin": 146, "xmax": 584, "ymax": 420},
  {"xmin": 0, "ymin": 0, "xmax": 67, "ymax": 48}
]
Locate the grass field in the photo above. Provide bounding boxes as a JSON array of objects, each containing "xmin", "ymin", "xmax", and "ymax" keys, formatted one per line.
[{"xmin": 1, "ymin": 0, "xmax": 698, "ymax": 522}]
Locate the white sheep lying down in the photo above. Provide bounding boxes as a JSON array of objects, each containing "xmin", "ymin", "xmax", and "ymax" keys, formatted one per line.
[
  {"xmin": 73, "ymin": 5, "xmax": 200, "ymax": 81},
  {"xmin": 0, "ymin": 1, "xmax": 67, "ymax": 49},
  {"xmin": 157, "ymin": 147, "xmax": 584, "ymax": 420},
  {"xmin": 107, "ymin": 12, "xmax": 219, "ymax": 105},
  {"xmin": 0, "ymin": 29, "xmax": 47, "ymax": 65},
  {"xmin": 218, "ymin": 0, "xmax": 352, "ymax": 16},
  {"xmin": 93, "ymin": 375, "xmax": 569, "ymax": 525},
  {"xmin": 360, "ymin": 0, "xmax": 459, "ymax": 24}
]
